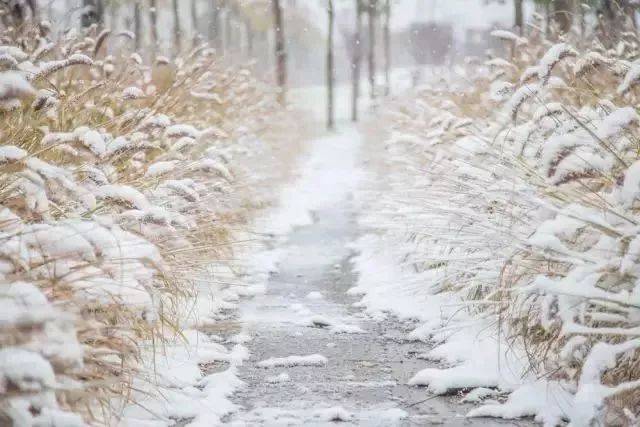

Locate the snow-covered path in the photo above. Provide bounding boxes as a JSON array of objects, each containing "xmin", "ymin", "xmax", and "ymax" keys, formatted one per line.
[{"xmin": 222, "ymin": 128, "xmax": 527, "ymax": 426}]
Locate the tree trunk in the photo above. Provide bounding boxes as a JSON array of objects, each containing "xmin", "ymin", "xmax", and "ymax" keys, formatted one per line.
[
  {"xmin": 383, "ymin": 0, "xmax": 390, "ymax": 96},
  {"xmin": 7, "ymin": 0, "xmax": 37, "ymax": 24},
  {"xmin": 578, "ymin": 1, "xmax": 585, "ymax": 38},
  {"xmin": 367, "ymin": 0, "xmax": 377, "ymax": 99},
  {"xmin": 514, "ymin": 0, "xmax": 523, "ymax": 35},
  {"xmin": 26, "ymin": 0, "xmax": 37, "ymax": 21},
  {"xmin": 544, "ymin": 1, "xmax": 551, "ymax": 38},
  {"xmin": 327, "ymin": 0, "xmax": 335, "ymax": 130},
  {"xmin": 626, "ymin": 2, "xmax": 638, "ymax": 30},
  {"xmin": 150, "ymin": 0, "xmax": 158, "ymax": 53},
  {"xmin": 173, "ymin": 0, "xmax": 182, "ymax": 55},
  {"xmin": 272, "ymin": 0, "xmax": 287, "ymax": 104},
  {"xmin": 210, "ymin": 1, "xmax": 222, "ymax": 51},
  {"xmin": 191, "ymin": 0, "xmax": 198, "ymax": 47},
  {"xmin": 82, "ymin": 0, "xmax": 104, "ymax": 28},
  {"xmin": 225, "ymin": 7, "xmax": 233, "ymax": 54},
  {"xmin": 552, "ymin": 0, "xmax": 573, "ymax": 34},
  {"xmin": 109, "ymin": 2, "xmax": 118, "ymax": 30},
  {"xmin": 598, "ymin": 0, "xmax": 634, "ymax": 44},
  {"xmin": 246, "ymin": 20, "xmax": 254, "ymax": 56},
  {"xmin": 134, "ymin": 1, "xmax": 141, "ymax": 50},
  {"xmin": 352, "ymin": 0, "xmax": 363, "ymax": 121}
]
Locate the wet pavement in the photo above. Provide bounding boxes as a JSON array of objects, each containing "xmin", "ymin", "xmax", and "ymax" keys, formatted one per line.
[
  {"xmin": 222, "ymin": 205, "xmax": 526, "ymax": 426},
  {"xmin": 217, "ymin": 128, "xmax": 530, "ymax": 426}
]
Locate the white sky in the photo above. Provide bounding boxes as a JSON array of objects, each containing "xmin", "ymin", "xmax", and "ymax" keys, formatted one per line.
[
  {"xmin": 390, "ymin": 0, "xmax": 519, "ymax": 32},
  {"xmin": 303, "ymin": 0, "xmax": 527, "ymax": 43}
]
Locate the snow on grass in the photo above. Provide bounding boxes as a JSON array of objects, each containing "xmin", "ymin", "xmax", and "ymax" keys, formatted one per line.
[
  {"xmin": 461, "ymin": 387, "xmax": 500, "ymax": 403},
  {"xmin": 352, "ymin": 42, "xmax": 631, "ymax": 423},
  {"xmin": 290, "ymin": 303, "xmax": 313, "ymax": 317},
  {"xmin": 122, "ymin": 366, "xmax": 244, "ymax": 427},
  {"xmin": 0, "ymin": 23, "xmax": 300, "ymax": 424},
  {"xmin": 407, "ymin": 320, "xmax": 528, "ymax": 395},
  {"xmin": 329, "ymin": 324, "xmax": 366, "ymax": 334},
  {"xmin": 0, "ymin": 71, "xmax": 35, "ymax": 100},
  {"xmin": 305, "ymin": 291, "xmax": 324, "ymax": 300},
  {"xmin": 229, "ymin": 333, "xmax": 252, "ymax": 344},
  {"xmin": 302, "ymin": 314, "xmax": 365, "ymax": 333},
  {"xmin": 467, "ymin": 381, "xmax": 573, "ymax": 426},
  {"xmin": 256, "ymin": 354, "xmax": 328, "ymax": 368},
  {"xmin": 256, "ymin": 128, "xmax": 364, "ymax": 236},
  {"xmin": 265, "ymin": 372, "xmax": 291, "ymax": 384}
]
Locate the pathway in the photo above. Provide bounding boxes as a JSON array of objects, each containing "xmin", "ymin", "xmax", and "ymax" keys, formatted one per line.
[{"xmin": 222, "ymin": 127, "xmax": 525, "ymax": 426}]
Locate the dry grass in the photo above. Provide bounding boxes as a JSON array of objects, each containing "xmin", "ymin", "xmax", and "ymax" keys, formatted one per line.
[
  {"xmin": 0, "ymin": 17, "xmax": 303, "ymax": 425},
  {"xmin": 365, "ymin": 17, "xmax": 640, "ymax": 423}
]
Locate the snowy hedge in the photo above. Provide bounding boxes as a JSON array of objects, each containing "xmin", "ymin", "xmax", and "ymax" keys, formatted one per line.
[
  {"xmin": 0, "ymin": 21, "xmax": 295, "ymax": 425},
  {"xmin": 356, "ymin": 25, "xmax": 640, "ymax": 426}
]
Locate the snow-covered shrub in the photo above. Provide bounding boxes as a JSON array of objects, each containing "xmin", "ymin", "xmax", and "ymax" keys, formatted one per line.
[
  {"xmin": 0, "ymin": 19, "xmax": 295, "ymax": 425},
  {"xmin": 360, "ymin": 23, "xmax": 640, "ymax": 426}
]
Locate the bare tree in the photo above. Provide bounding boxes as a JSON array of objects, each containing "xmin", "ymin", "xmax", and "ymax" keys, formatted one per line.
[
  {"xmin": 134, "ymin": 1, "xmax": 141, "ymax": 50},
  {"xmin": 544, "ymin": 1, "xmax": 551, "ymax": 38},
  {"xmin": 82, "ymin": 0, "xmax": 104, "ymax": 27},
  {"xmin": 172, "ymin": 0, "xmax": 182, "ymax": 54},
  {"xmin": 3, "ymin": 0, "xmax": 37, "ymax": 25},
  {"xmin": 552, "ymin": 0, "xmax": 573, "ymax": 34},
  {"xmin": 596, "ymin": 0, "xmax": 637, "ymax": 44},
  {"xmin": 352, "ymin": 0, "xmax": 363, "ymax": 121},
  {"xmin": 246, "ymin": 19, "xmax": 254, "ymax": 56},
  {"xmin": 383, "ymin": 0, "xmax": 390, "ymax": 96},
  {"xmin": 225, "ymin": 5, "xmax": 233, "ymax": 53},
  {"xmin": 272, "ymin": 0, "xmax": 287, "ymax": 104},
  {"xmin": 327, "ymin": 0, "xmax": 335, "ymax": 129},
  {"xmin": 109, "ymin": 1, "xmax": 118, "ymax": 30},
  {"xmin": 191, "ymin": 0, "xmax": 198, "ymax": 47},
  {"xmin": 367, "ymin": 0, "xmax": 377, "ymax": 99},
  {"xmin": 150, "ymin": 0, "xmax": 158, "ymax": 52},
  {"xmin": 514, "ymin": 0, "xmax": 523, "ymax": 35},
  {"xmin": 209, "ymin": 0, "xmax": 222, "ymax": 50}
]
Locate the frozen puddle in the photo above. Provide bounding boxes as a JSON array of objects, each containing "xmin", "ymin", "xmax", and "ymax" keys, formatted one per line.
[{"xmin": 222, "ymin": 129, "xmax": 527, "ymax": 426}]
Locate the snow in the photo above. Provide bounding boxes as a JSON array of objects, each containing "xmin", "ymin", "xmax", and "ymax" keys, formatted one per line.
[
  {"xmin": 191, "ymin": 158, "xmax": 234, "ymax": 181},
  {"xmin": 5, "ymin": 9, "xmax": 640, "ymax": 425},
  {"xmin": 618, "ymin": 60, "xmax": 640, "ymax": 94},
  {"xmin": 0, "ymin": 45, "xmax": 28, "ymax": 61},
  {"xmin": 329, "ymin": 324, "xmax": 366, "ymax": 334},
  {"xmin": 490, "ymin": 29, "xmax": 527, "ymax": 46},
  {"xmin": 29, "ymin": 54, "xmax": 92, "ymax": 81},
  {"xmin": 256, "ymin": 354, "xmax": 328, "ymax": 368},
  {"xmin": 0, "ymin": 348, "xmax": 56, "ymax": 392},
  {"xmin": 165, "ymin": 123, "xmax": 200, "ymax": 139},
  {"xmin": 0, "ymin": 71, "xmax": 34, "ymax": 100},
  {"xmin": 461, "ymin": 387, "xmax": 500, "ymax": 403},
  {"xmin": 255, "ymin": 127, "xmax": 363, "ymax": 236},
  {"xmin": 468, "ymin": 381, "xmax": 573, "ymax": 426},
  {"xmin": 312, "ymin": 406, "xmax": 353, "ymax": 422},
  {"xmin": 145, "ymin": 160, "xmax": 178, "ymax": 177},
  {"xmin": 574, "ymin": 51, "xmax": 613, "ymax": 77},
  {"xmin": 122, "ymin": 86, "xmax": 145, "ymax": 99},
  {"xmin": 233, "ymin": 405, "xmax": 409, "ymax": 426},
  {"xmin": 537, "ymin": 43, "xmax": 578, "ymax": 82},
  {"xmin": 266, "ymin": 372, "xmax": 291, "ymax": 384},
  {"xmin": 0, "ymin": 145, "xmax": 27, "ymax": 162},
  {"xmin": 407, "ymin": 322, "xmax": 528, "ymax": 395},
  {"xmin": 95, "ymin": 184, "xmax": 151, "ymax": 209},
  {"xmin": 305, "ymin": 291, "xmax": 324, "ymax": 300},
  {"xmin": 77, "ymin": 128, "xmax": 106, "ymax": 156}
]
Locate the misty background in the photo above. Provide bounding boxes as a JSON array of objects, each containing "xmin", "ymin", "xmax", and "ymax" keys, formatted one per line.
[{"xmin": 41, "ymin": 0, "xmax": 525, "ymax": 90}]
